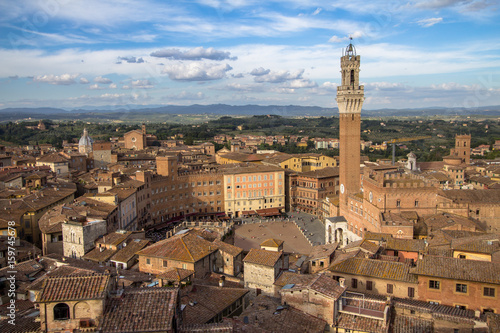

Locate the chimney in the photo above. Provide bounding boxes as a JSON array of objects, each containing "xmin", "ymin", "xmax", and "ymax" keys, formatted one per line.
[{"xmin": 339, "ymin": 278, "xmax": 345, "ymax": 288}]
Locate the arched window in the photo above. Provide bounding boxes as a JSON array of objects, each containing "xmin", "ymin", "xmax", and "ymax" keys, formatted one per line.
[
  {"xmin": 350, "ymin": 70, "xmax": 355, "ymax": 85},
  {"xmin": 53, "ymin": 303, "xmax": 70, "ymax": 320}
]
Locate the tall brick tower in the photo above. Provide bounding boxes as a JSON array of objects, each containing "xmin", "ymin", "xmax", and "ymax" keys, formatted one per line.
[
  {"xmin": 337, "ymin": 39, "xmax": 364, "ymax": 205},
  {"xmin": 454, "ymin": 134, "xmax": 471, "ymax": 164}
]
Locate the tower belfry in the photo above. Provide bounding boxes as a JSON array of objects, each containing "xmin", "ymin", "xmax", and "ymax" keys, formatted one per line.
[{"xmin": 337, "ymin": 39, "xmax": 364, "ymax": 204}]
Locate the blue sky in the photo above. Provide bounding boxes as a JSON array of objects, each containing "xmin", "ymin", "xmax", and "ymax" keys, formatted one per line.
[{"xmin": 0, "ymin": 0, "xmax": 499, "ymax": 110}]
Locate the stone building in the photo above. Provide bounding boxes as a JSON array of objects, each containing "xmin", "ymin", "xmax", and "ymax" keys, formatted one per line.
[
  {"xmin": 92, "ymin": 141, "xmax": 113, "ymax": 170},
  {"xmin": 212, "ymin": 239, "xmax": 243, "ymax": 276},
  {"xmin": 243, "ymin": 248, "xmax": 288, "ymax": 296},
  {"xmin": 36, "ymin": 153, "xmax": 70, "ymax": 177},
  {"xmin": 37, "ymin": 274, "xmax": 112, "ymax": 332},
  {"xmin": 137, "ymin": 231, "xmax": 217, "ymax": 278},
  {"xmin": 280, "ymin": 273, "xmax": 346, "ymax": 328},
  {"xmin": 62, "ymin": 218, "xmax": 107, "ymax": 258}
]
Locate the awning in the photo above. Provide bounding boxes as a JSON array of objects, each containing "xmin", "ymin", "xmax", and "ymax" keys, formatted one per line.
[
  {"xmin": 256, "ymin": 208, "xmax": 282, "ymax": 217},
  {"xmin": 241, "ymin": 210, "xmax": 258, "ymax": 216}
]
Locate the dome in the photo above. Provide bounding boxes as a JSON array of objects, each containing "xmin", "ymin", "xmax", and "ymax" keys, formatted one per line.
[{"xmin": 79, "ymin": 128, "xmax": 94, "ymax": 154}]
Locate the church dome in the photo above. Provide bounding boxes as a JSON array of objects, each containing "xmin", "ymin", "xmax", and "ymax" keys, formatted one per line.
[{"xmin": 79, "ymin": 128, "xmax": 94, "ymax": 154}]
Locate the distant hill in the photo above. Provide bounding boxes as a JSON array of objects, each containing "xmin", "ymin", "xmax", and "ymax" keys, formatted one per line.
[{"xmin": 1, "ymin": 104, "xmax": 499, "ymax": 122}]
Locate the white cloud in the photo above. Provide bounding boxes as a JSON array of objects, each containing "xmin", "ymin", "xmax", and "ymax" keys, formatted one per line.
[
  {"xmin": 130, "ymin": 79, "xmax": 154, "ymax": 89},
  {"xmin": 253, "ymin": 69, "xmax": 305, "ymax": 83},
  {"xmin": 312, "ymin": 7, "xmax": 322, "ymax": 15},
  {"xmin": 151, "ymin": 47, "xmax": 236, "ymax": 61},
  {"xmin": 417, "ymin": 17, "xmax": 443, "ymax": 27},
  {"xmin": 162, "ymin": 62, "xmax": 232, "ymax": 81},
  {"xmin": 33, "ymin": 74, "xmax": 79, "ymax": 85},
  {"xmin": 89, "ymin": 84, "xmax": 104, "ymax": 90},
  {"xmin": 109, "ymin": 83, "xmax": 117, "ymax": 89},
  {"xmin": 328, "ymin": 35, "xmax": 348, "ymax": 43},
  {"xmin": 79, "ymin": 77, "xmax": 89, "ymax": 84},
  {"xmin": 250, "ymin": 67, "xmax": 271, "ymax": 76},
  {"xmin": 94, "ymin": 76, "xmax": 113, "ymax": 84},
  {"xmin": 168, "ymin": 91, "xmax": 205, "ymax": 100}
]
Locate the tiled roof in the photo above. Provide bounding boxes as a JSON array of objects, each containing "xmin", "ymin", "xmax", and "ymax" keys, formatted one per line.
[
  {"xmin": 364, "ymin": 232, "xmax": 393, "ymax": 242},
  {"xmin": 137, "ymin": 233, "xmax": 216, "ymax": 263},
  {"xmin": 411, "ymin": 256, "xmax": 500, "ymax": 284},
  {"xmin": 99, "ymin": 287, "xmax": 178, "ymax": 333},
  {"xmin": 451, "ymin": 234, "xmax": 500, "ymax": 254},
  {"xmin": 38, "ymin": 274, "xmax": 110, "ymax": 302},
  {"xmin": 110, "ymin": 239, "xmax": 149, "ymax": 263},
  {"xmin": 212, "ymin": 239, "xmax": 243, "ymax": 257},
  {"xmin": 181, "ymin": 284, "xmax": 249, "ymax": 325},
  {"xmin": 423, "ymin": 212, "xmax": 483, "ymax": 232},
  {"xmin": 299, "ymin": 167, "xmax": 339, "ymax": 178},
  {"xmin": 157, "ymin": 267, "xmax": 195, "ymax": 282},
  {"xmin": 308, "ymin": 242, "xmax": 338, "ymax": 260},
  {"xmin": 243, "ymin": 248, "xmax": 282, "ymax": 267},
  {"xmin": 260, "ymin": 238, "xmax": 284, "ymax": 248},
  {"xmin": 336, "ymin": 313, "xmax": 387, "ymax": 333},
  {"xmin": 385, "ymin": 238, "xmax": 426, "ymax": 253},
  {"xmin": 438, "ymin": 189, "xmax": 500, "ymax": 204},
  {"xmin": 235, "ymin": 294, "xmax": 326, "ymax": 333},
  {"xmin": 360, "ymin": 239, "xmax": 380, "ymax": 254},
  {"xmin": 96, "ymin": 231, "xmax": 131, "ymax": 246},
  {"xmin": 392, "ymin": 315, "xmax": 432, "ymax": 333},
  {"xmin": 393, "ymin": 297, "xmax": 483, "ymax": 322},
  {"xmin": 329, "ymin": 258, "xmax": 417, "ymax": 283},
  {"xmin": 306, "ymin": 273, "xmax": 346, "ymax": 299},
  {"xmin": 0, "ymin": 313, "xmax": 40, "ymax": 333},
  {"xmin": 37, "ymin": 153, "xmax": 68, "ymax": 163},
  {"xmin": 83, "ymin": 247, "xmax": 117, "ymax": 263},
  {"xmin": 274, "ymin": 271, "xmax": 314, "ymax": 288}
]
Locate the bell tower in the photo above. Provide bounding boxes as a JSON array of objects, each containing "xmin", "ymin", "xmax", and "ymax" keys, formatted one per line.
[{"xmin": 337, "ymin": 39, "xmax": 364, "ymax": 205}]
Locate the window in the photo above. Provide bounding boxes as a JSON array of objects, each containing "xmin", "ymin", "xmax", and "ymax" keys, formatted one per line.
[
  {"xmin": 484, "ymin": 287, "xmax": 495, "ymax": 297},
  {"xmin": 456, "ymin": 284, "xmax": 467, "ymax": 293},
  {"xmin": 396, "ymin": 200, "xmax": 401, "ymax": 207},
  {"xmin": 408, "ymin": 287, "xmax": 415, "ymax": 298},
  {"xmin": 366, "ymin": 281, "xmax": 373, "ymax": 291},
  {"xmin": 387, "ymin": 284, "xmax": 393, "ymax": 294},
  {"xmin": 53, "ymin": 303, "xmax": 70, "ymax": 320},
  {"xmin": 459, "ymin": 254, "xmax": 466, "ymax": 259},
  {"xmin": 146, "ymin": 258, "xmax": 151, "ymax": 265},
  {"xmin": 163, "ymin": 260, "xmax": 168, "ymax": 267},
  {"xmin": 351, "ymin": 278, "xmax": 358, "ymax": 289},
  {"xmin": 429, "ymin": 280, "xmax": 440, "ymax": 290},
  {"xmin": 414, "ymin": 200, "xmax": 419, "ymax": 207},
  {"xmin": 455, "ymin": 305, "xmax": 466, "ymax": 310}
]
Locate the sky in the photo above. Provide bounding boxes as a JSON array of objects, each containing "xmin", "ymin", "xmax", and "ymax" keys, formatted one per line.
[{"xmin": 0, "ymin": 0, "xmax": 500, "ymax": 111}]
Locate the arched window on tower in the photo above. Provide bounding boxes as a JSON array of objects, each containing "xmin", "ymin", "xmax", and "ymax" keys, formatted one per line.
[{"xmin": 350, "ymin": 70, "xmax": 355, "ymax": 85}]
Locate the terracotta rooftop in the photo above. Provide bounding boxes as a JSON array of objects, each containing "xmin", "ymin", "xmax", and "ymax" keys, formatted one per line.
[
  {"xmin": 181, "ymin": 284, "xmax": 249, "ymax": 325},
  {"xmin": 37, "ymin": 153, "xmax": 68, "ymax": 164},
  {"xmin": 83, "ymin": 247, "xmax": 117, "ymax": 263},
  {"xmin": 299, "ymin": 166, "xmax": 339, "ymax": 178},
  {"xmin": 385, "ymin": 238, "xmax": 426, "ymax": 253},
  {"xmin": 423, "ymin": 212, "xmax": 484, "ymax": 232},
  {"xmin": 110, "ymin": 239, "xmax": 149, "ymax": 263},
  {"xmin": 38, "ymin": 273, "xmax": 110, "ymax": 302},
  {"xmin": 137, "ymin": 232, "xmax": 217, "ymax": 263},
  {"xmin": 392, "ymin": 315, "xmax": 432, "ymax": 333},
  {"xmin": 234, "ymin": 294, "xmax": 326, "ymax": 333},
  {"xmin": 96, "ymin": 231, "xmax": 132, "ymax": 247},
  {"xmin": 157, "ymin": 267, "xmax": 195, "ymax": 282},
  {"xmin": 99, "ymin": 287, "xmax": 178, "ymax": 333},
  {"xmin": 212, "ymin": 239, "xmax": 243, "ymax": 257},
  {"xmin": 411, "ymin": 256, "xmax": 500, "ymax": 284},
  {"xmin": 336, "ymin": 313, "xmax": 387, "ymax": 333},
  {"xmin": 308, "ymin": 242, "xmax": 338, "ymax": 260},
  {"xmin": 260, "ymin": 238, "xmax": 284, "ymax": 248},
  {"xmin": 450, "ymin": 234, "xmax": 500, "ymax": 255},
  {"xmin": 274, "ymin": 271, "xmax": 314, "ymax": 288},
  {"xmin": 438, "ymin": 188, "xmax": 500, "ymax": 204},
  {"xmin": 330, "ymin": 258, "xmax": 417, "ymax": 283},
  {"xmin": 284, "ymin": 273, "xmax": 346, "ymax": 300},
  {"xmin": 243, "ymin": 248, "xmax": 282, "ymax": 267}
]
